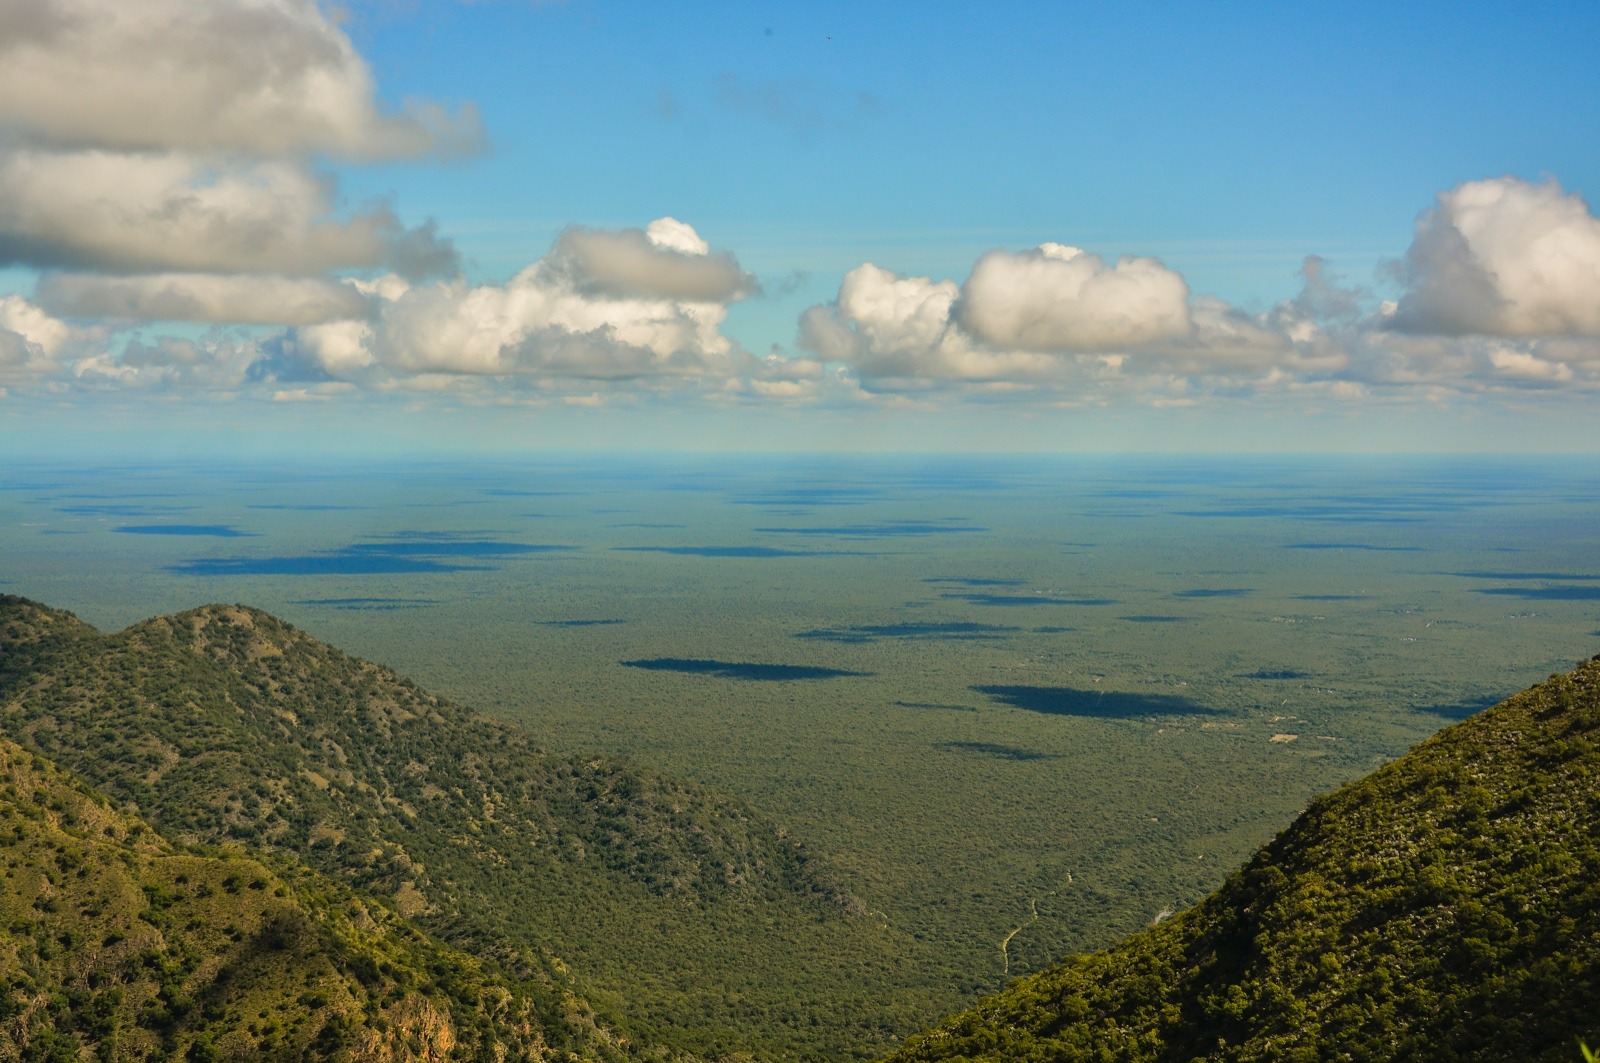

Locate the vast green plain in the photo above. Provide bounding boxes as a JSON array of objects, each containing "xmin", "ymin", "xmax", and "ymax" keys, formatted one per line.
[{"xmin": 3, "ymin": 455, "xmax": 1597, "ymax": 1035}]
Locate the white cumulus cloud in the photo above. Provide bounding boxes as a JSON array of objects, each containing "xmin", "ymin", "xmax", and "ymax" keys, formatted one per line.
[
  {"xmin": 803, "ymin": 251, "xmax": 1257, "ymax": 391},
  {"xmin": 800, "ymin": 218, "xmax": 1600, "ymax": 403},
  {"xmin": 0, "ymin": 293, "xmax": 106, "ymax": 385},
  {"xmin": 956, "ymin": 244, "xmax": 1191, "ymax": 351},
  {"xmin": 289, "ymin": 219, "xmax": 765, "ymax": 386},
  {"xmin": 1391, "ymin": 177, "xmax": 1600, "ymax": 337}
]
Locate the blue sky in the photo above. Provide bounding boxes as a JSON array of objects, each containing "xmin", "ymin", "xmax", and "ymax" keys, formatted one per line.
[{"xmin": 2, "ymin": 0, "xmax": 1599, "ymax": 454}]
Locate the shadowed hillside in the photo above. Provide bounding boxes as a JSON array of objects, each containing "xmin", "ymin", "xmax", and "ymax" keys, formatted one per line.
[{"xmin": 886, "ymin": 655, "xmax": 1600, "ymax": 1062}]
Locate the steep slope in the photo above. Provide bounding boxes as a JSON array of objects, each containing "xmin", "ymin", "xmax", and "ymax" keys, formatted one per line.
[
  {"xmin": 0, "ymin": 597, "xmax": 955, "ymax": 1060},
  {"xmin": 887, "ymin": 655, "xmax": 1600, "ymax": 1063},
  {"xmin": 0, "ymin": 737, "xmax": 627, "ymax": 1061}
]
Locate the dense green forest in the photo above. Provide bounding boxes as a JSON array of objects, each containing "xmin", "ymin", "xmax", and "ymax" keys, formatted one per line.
[{"xmin": 887, "ymin": 655, "xmax": 1600, "ymax": 1062}]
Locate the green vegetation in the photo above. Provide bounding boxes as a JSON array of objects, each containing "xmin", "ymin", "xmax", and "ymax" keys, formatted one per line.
[
  {"xmin": 6, "ymin": 587, "xmax": 1597, "ymax": 1061},
  {"xmin": 12, "ymin": 457, "xmax": 1598, "ymax": 1030},
  {"xmin": 886, "ymin": 656, "xmax": 1600, "ymax": 1062},
  {"xmin": 0, "ymin": 737, "xmax": 625, "ymax": 1061},
  {"xmin": 0, "ymin": 596, "xmax": 956, "ymax": 1060}
]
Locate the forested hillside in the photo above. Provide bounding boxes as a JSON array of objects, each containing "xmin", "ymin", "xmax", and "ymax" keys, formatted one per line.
[
  {"xmin": 0, "ymin": 737, "xmax": 632, "ymax": 1061},
  {"xmin": 886, "ymin": 655, "xmax": 1600, "ymax": 1062},
  {"xmin": 0, "ymin": 596, "xmax": 954, "ymax": 1060}
]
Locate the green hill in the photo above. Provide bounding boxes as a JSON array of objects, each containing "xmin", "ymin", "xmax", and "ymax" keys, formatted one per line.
[
  {"xmin": 0, "ymin": 597, "xmax": 956, "ymax": 1060},
  {"xmin": 885, "ymin": 655, "xmax": 1600, "ymax": 1063},
  {"xmin": 0, "ymin": 736, "xmax": 629, "ymax": 1061}
]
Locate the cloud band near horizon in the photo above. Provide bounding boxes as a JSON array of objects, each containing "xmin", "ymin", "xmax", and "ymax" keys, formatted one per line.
[{"xmin": 1, "ymin": 1, "xmax": 1598, "ymax": 410}]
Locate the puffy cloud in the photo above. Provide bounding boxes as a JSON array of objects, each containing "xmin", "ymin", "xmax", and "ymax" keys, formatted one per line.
[
  {"xmin": 642, "ymin": 217, "xmax": 709, "ymax": 256},
  {"xmin": 0, "ymin": 293, "xmax": 77, "ymax": 359},
  {"xmin": 811, "ymin": 265, "xmax": 945, "ymax": 363},
  {"xmin": 0, "ymin": 150, "xmax": 456, "ymax": 279},
  {"xmin": 1358, "ymin": 325, "xmax": 1600, "ymax": 392},
  {"xmin": 956, "ymin": 244, "xmax": 1191, "ymax": 351},
  {"xmin": 0, "ymin": 218, "xmax": 825, "ymax": 401},
  {"xmin": 36, "ymin": 272, "xmax": 372, "ymax": 325},
  {"xmin": 1138, "ymin": 297, "xmax": 1295, "ymax": 374},
  {"xmin": 290, "ymin": 321, "xmax": 377, "ymax": 379},
  {"xmin": 800, "ymin": 219, "xmax": 1600, "ymax": 402},
  {"xmin": 548, "ymin": 219, "xmax": 758, "ymax": 302},
  {"xmin": 0, "ymin": 319, "xmax": 54, "ymax": 385},
  {"xmin": 836, "ymin": 266, "xmax": 958, "ymax": 359},
  {"xmin": 1391, "ymin": 177, "xmax": 1600, "ymax": 337},
  {"xmin": 0, "ymin": 293, "xmax": 105, "ymax": 384},
  {"xmin": 71, "ymin": 333, "xmax": 265, "ymax": 391},
  {"xmin": 1486, "ymin": 346, "xmax": 1573, "ymax": 383},
  {"xmin": 800, "ymin": 264, "xmax": 1062, "ymax": 384},
  {"xmin": 804, "ymin": 252, "xmax": 1249, "ymax": 390},
  {"xmin": 357, "ymin": 280, "xmax": 735, "ymax": 381},
  {"xmin": 1532, "ymin": 336, "xmax": 1600, "ymax": 371},
  {"xmin": 0, "ymin": 0, "xmax": 481, "ymax": 159},
  {"xmin": 0, "ymin": 0, "xmax": 462, "ymax": 357},
  {"xmin": 0, "ymin": 327, "xmax": 30, "ymax": 373},
  {"xmin": 14, "ymin": 164, "xmax": 1600, "ymax": 408},
  {"xmin": 292, "ymin": 219, "xmax": 763, "ymax": 385}
]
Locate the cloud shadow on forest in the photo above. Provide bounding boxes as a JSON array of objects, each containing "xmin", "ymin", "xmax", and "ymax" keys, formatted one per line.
[
  {"xmin": 934, "ymin": 741, "xmax": 1060, "ymax": 761},
  {"xmin": 622, "ymin": 658, "xmax": 870, "ymax": 681},
  {"xmin": 615, "ymin": 545, "xmax": 844, "ymax": 558},
  {"xmin": 1414, "ymin": 696, "xmax": 1498, "ymax": 720},
  {"xmin": 973, "ymin": 684, "xmax": 1222, "ymax": 719},
  {"xmin": 291, "ymin": 597, "xmax": 438, "ymax": 610},
  {"xmin": 1283, "ymin": 542, "xmax": 1422, "ymax": 552},
  {"xmin": 756, "ymin": 520, "xmax": 984, "ymax": 539},
  {"xmin": 115, "ymin": 524, "xmax": 255, "ymax": 537},
  {"xmin": 943, "ymin": 593, "xmax": 1118, "ymax": 607},
  {"xmin": 170, "ymin": 537, "xmax": 573, "ymax": 576},
  {"xmin": 1475, "ymin": 586, "xmax": 1600, "ymax": 601},
  {"xmin": 795, "ymin": 621, "xmax": 1017, "ymax": 643}
]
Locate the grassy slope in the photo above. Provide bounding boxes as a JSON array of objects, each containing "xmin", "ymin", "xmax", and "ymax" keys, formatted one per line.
[
  {"xmin": 0, "ymin": 736, "xmax": 634, "ymax": 1062},
  {"xmin": 0, "ymin": 597, "xmax": 955, "ymax": 1060},
  {"xmin": 886, "ymin": 655, "xmax": 1600, "ymax": 1063}
]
